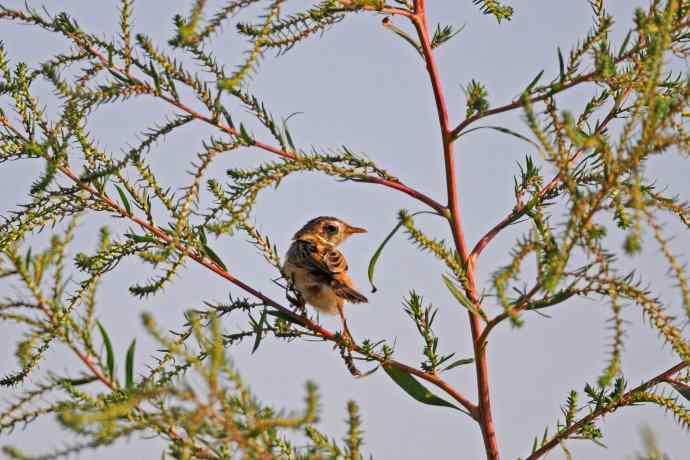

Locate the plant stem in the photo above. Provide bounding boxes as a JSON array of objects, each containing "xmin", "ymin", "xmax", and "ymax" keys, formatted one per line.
[
  {"xmin": 411, "ymin": 2, "xmax": 499, "ymax": 458},
  {"xmin": 78, "ymin": 42, "xmax": 446, "ymax": 215}
]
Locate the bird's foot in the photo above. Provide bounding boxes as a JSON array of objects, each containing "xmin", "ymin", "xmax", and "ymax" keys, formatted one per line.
[
  {"xmin": 333, "ymin": 329, "xmax": 355, "ymax": 351},
  {"xmin": 338, "ymin": 340, "xmax": 361, "ymax": 377}
]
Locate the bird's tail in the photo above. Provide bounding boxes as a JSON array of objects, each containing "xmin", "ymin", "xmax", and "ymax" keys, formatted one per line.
[{"xmin": 333, "ymin": 283, "xmax": 368, "ymax": 303}]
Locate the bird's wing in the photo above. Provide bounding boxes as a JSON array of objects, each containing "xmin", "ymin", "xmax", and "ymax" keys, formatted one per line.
[
  {"xmin": 291, "ymin": 239, "xmax": 368, "ymax": 304},
  {"xmin": 291, "ymin": 239, "xmax": 348, "ymax": 276}
]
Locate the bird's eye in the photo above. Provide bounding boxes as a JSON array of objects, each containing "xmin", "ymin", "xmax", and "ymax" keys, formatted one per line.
[{"xmin": 325, "ymin": 224, "xmax": 338, "ymax": 234}]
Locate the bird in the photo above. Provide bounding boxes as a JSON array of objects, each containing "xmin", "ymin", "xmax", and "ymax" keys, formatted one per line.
[{"xmin": 283, "ymin": 216, "xmax": 368, "ymax": 344}]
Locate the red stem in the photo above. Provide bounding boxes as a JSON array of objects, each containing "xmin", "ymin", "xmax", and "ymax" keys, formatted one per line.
[{"xmin": 411, "ymin": 4, "xmax": 499, "ymax": 459}]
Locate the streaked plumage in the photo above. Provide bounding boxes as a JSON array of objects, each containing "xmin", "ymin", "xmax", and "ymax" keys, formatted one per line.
[{"xmin": 283, "ymin": 216, "xmax": 367, "ymax": 341}]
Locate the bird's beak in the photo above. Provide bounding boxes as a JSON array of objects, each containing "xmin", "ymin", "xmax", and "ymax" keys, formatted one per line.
[{"xmin": 346, "ymin": 225, "xmax": 367, "ymax": 235}]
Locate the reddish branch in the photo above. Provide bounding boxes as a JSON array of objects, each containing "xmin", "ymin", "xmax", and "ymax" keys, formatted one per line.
[
  {"xmin": 450, "ymin": 73, "xmax": 595, "ymax": 140},
  {"xmin": 410, "ymin": 2, "xmax": 499, "ymax": 458},
  {"xmin": 448, "ymin": 47, "xmax": 641, "ymax": 141},
  {"xmin": 526, "ymin": 361, "xmax": 688, "ymax": 460},
  {"xmin": 55, "ymin": 165, "xmax": 479, "ymax": 420},
  {"xmin": 468, "ymin": 84, "xmax": 634, "ymax": 269},
  {"xmin": 39, "ymin": 301, "xmax": 117, "ymax": 390},
  {"xmin": 79, "ymin": 43, "xmax": 447, "ymax": 216}
]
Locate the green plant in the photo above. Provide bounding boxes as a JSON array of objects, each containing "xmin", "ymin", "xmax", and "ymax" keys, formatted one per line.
[{"xmin": 1, "ymin": 0, "xmax": 689, "ymax": 459}]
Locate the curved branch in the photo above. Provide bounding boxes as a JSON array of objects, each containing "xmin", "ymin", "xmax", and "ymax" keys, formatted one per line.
[
  {"xmin": 77, "ymin": 42, "xmax": 445, "ymax": 215},
  {"xmin": 55, "ymin": 164, "xmax": 479, "ymax": 420}
]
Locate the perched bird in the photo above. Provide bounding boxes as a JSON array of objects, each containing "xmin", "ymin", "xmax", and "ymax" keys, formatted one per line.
[{"xmin": 283, "ymin": 216, "xmax": 368, "ymax": 342}]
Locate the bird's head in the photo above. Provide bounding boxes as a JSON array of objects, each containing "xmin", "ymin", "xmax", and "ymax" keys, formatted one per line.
[{"xmin": 293, "ymin": 216, "xmax": 367, "ymax": 245}]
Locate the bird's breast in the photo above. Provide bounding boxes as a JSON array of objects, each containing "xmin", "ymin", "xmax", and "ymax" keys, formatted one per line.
[{"xmin": 283, "ymin": 263, "xmax": 339, "ymax": 315}]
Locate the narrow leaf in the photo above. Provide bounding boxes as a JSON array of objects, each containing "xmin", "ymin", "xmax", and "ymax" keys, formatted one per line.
[
  {"xmin": 114, "ymin": 185, "xmax": 132, "ymax": 215},
  {"xmin": 367, "ymin": 220, "xmax": 405, "ymax": 293},
  {"xmin": 383, "ymin": 365, "xmax": 468, "ymax": 415},
  {"xmin": 669, "ymin": 382, "xmax": 690, "ymax": 403},
  {"xmin": 525, "ymin": 69, "xmax": 544, "ymax": 93},
  {"xmin": 125, "ymin": 233, "xmax": 159, "ymax": 244},
  {"xmin": 97, "ymin": 321, "xmax": 116, "ymax": 380},
  {"xmin": 61, "ymin": 376, "xmax": 99, "ymax": 386},
  {"xmin": 368, "ymin": 211, "xmax": 439, "ymax": 293},
  {"xmin": 454, "ymin": 125, "xmax": 541, "ymax": 152},
  {"xmin": 252, "ymin": 310, "xmax": 267, "ymax": 354},
  {"xmin": 442, "ymin": 358, "xmax": 474, "ymax": 372},
  {"xmin": 125, "ymin": 339, "xmax": 136, "ymax": 389},
  {"xmin": 238, "ymin": 123, "xmax": 254, "ymax": 145},
  {"xmin": 203, "ymin": 244, "xmax": 227, "ymax": 271},
  {"xmin": 618, "ymin": 31, "xmax": 632, "ymax": 59},
  {"xmin": 382, "ymin": 18, "xmax": 424, "ymax": 59},
  {"xmin": 266, "ymin": 309, "xmax": 302, "ymax": 325},
  {"xmin": 442, "ymin": 275, "xmax": 487, "ymax": 321},
  {"xmin": 557, "ymin": 47, "xmax": 565, "ymax": 82}
]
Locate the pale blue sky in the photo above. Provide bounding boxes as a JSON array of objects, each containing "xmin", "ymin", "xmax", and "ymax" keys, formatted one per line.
[{"xmin": 1, "ymin": 1, "xmax": 689, "ymax": 459}]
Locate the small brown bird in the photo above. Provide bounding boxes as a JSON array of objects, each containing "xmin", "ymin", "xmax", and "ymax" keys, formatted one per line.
[{"xmin": 283, "ymin": 216, "xmax": 368, "ymax": 342}]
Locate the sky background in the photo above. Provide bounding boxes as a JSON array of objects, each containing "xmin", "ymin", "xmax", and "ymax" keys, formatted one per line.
[{"xmin": 1, "ymin": 1, "xmax": 689, "ymax": 459}]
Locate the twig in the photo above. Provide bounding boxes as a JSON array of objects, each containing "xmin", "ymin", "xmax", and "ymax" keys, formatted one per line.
[
  {"xmin": 526, "ymin": 361, "xmax": 689, "ymax": 460},
  {"xmin": 77, "ymin": 42, "xmax": 446, "ymax": 215},
  {"xmin": 468, "ymin": 85, "xmax": 634, "ymax": 268}
]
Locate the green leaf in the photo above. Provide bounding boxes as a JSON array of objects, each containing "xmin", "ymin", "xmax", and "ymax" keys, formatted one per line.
[
  {"xmin": 203, "ymin": 244, "xmax": 227, "ymax": 271},
  {"xmin": 24, "ymin": 247, "xmax": 32, "ymax": 270},
  {"xmin": 557, "ymin": 47, "xmax": 565, "ymax": 82},
  {"xmin": 197, "ymin": 226, "xmax": 208, "ymax": 245},
  {"xmin": 149, "ymin": 62, "xmax": 161, "ymax": 94},
  {"xmin": 618, "ymin": 31, "xmax": 632, "ymax": 58},
  {"xmin": 442, "ymin": 275, "xmax": 487, "ymax": 322},
  {"xmin": 367, "ymin": 220, "xmax": 405, "ymax": 293},
  {"xmin": 454, "ymin": 125, "xmax": 541, "ymax": 152},
  {"xmin": 442, "ymin": 358, "xmax": 474, "ymax": 372},
  {"xmin": 368, "ymin": 211, "xmax": 439, "ymax": 293},
  {"xmin": 238, "ymin": 123, "xmax": 254, "ymax": 145},
  {"xmin": 61, "ymin": 376, "xmax": 99, "ymax": 386},
  {"xmin": 525, "ymin": 69, "xmax": 544, "ymax": 94},
  {"xmin": 97, "ymin": 321, "xmax": 116, "ymax": 380},
  {"xmin": 383, "ymin": 365, "xmax": 468, "ymax": 415},
  {"xmin": 669, "ymin": 382, "xmax": 690, "ymax": 403},
  {"xmin": 125, "ymin": 232, "xmax": 159, "ymax": 244},
  {"xmin": 252, "ymin": 309, "xmax": 267, "ymax": 354},
  {"xmin": 382, "ymin": 18, "xmax": 424, "ymax": 59},
  {"xmin": 114, "ymin": 185, "xmax": 132, "ymax": 215},
  {"xmin": 125, "ymin": 339, "xmax": 136, "ymax": 389},
  {"xmin": 266, "ymin": 309, "xmax": 302, "ymax": 325}
]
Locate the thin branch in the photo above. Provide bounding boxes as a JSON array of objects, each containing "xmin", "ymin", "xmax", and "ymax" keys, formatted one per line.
[
  {"xmin": 54, "ymin": 164, "xmax": 479, "ymax": 419},
  {"xmin": 468, "ymin": 85, "xmax": 634, "ymax": 268},
  {"xmin": 451, "ymin": 73, "xmax": 595, "ymax": 140},
  {"xmin": 476, "ymin": 285, "xmax": 541, "ymax": 346},
  {"xmin": 449, "ymin": 48, "xmax": 641, "ymax": 140},
  {"xmin": 76, "ymin": 41, "xmax": 446, "ymax": 215},
  {"xmin": 526, "ymin": 361, "xmax": 689, "ymax": 460}
]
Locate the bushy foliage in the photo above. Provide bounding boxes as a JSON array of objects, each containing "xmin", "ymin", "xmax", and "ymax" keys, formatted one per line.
[{"xmin": 0, "ymin": 0, "xmax": 689, "ymax": 459}]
